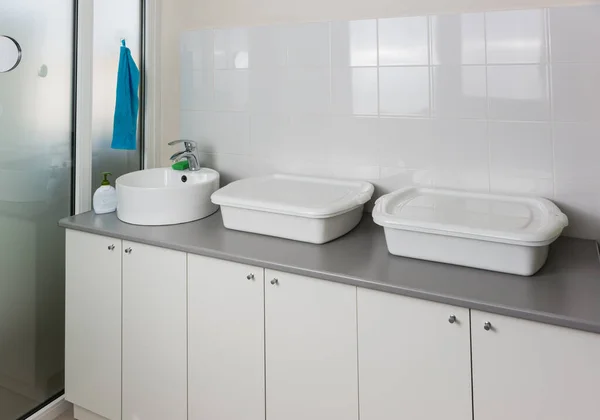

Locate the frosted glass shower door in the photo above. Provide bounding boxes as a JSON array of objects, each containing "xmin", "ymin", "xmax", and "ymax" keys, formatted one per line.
[{"xmin": 0, "ymin": 1, "xmax": 73, "ymax": 419}]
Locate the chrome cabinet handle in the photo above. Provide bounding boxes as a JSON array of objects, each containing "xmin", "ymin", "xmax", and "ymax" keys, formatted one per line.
[
  {"xmin": 246, "ymin": 273, "xmax": 255, "ymax": 281},
  {"xmin": 125, "ymin": 248, "xmax": 132, "ymax": 254},
  {"xmin": 484, "ymin": 322, "xmax": 492, "ymax": 331},
  {"xmin": 108, "ymin": 244, "xmax": 115, "ymax": 251},
  {"xmin": 270, "ymin": 278, "xmax": 279, "ymax": 285},
  {"xmin": 448, "ymin": 315, "xmax": 457, "ymax": 324}
]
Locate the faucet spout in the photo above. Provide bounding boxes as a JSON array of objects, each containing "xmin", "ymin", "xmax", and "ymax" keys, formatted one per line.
[
  {"xmin": 170, "ymin": 150, "xmax": 186, "ymax": 161},
  {"xmin": 169, "ymin": 140, "xmax": 201, "ymax": 171}
]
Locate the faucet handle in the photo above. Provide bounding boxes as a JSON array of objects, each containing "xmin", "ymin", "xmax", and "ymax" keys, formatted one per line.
[{"xmin": 168, "ymin": 139, "xmax": 196, "ymax": 152}]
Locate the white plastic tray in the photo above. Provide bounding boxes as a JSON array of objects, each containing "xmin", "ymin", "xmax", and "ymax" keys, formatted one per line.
[
  {"xmin": 373, "ymin": 187, "xmax": 568, "ymax": 275},
  {"xmin": 211, "ymin": 174, "xmax": 374, "ymax": 244}
]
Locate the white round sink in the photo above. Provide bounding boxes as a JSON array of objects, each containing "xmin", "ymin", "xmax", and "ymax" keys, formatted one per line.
[{"xmin": 116, "ymin": 167, "xmax": 220, "ymax": 226}]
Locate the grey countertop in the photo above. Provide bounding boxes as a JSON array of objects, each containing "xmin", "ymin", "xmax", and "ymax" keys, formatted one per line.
[{"xmin": 60, "ymin": 211, "xmax": 600, "ymax": 334}]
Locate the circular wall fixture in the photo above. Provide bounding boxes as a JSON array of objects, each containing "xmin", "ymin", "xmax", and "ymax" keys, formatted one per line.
[{"xmin": 0, "ymin": 36, "xmax": 22, "ymax": 73}]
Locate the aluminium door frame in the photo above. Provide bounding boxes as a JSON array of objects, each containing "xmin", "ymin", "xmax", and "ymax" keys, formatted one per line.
[{"xmin": 74, "ymin": 0, "xmax": 159, "ymax": 214}]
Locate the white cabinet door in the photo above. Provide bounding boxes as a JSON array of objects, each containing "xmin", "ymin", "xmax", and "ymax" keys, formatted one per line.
[
  {"xmin": 265, "ymin": 270, "xmax": 358, "ymax": 420},
  {"xmin": 357, "ymin": 289, "xmax": 472, "ymax": 420},
  {"xmin": 65, "ymin": 230, "xmax": 122, "ymax": 420},
  {"xmin": 472, "ymin": 310, "xmax": 600, "ymax": 420},
  {"xmin": 122, "ymin": 241, "xmax": 187, "ymax": 420},
  {"xmin": 188, "ymin": 255, "xmax": 265, "ymax": 420}
]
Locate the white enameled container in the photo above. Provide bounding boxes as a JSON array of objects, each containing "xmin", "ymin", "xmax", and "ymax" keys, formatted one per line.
[
  {"xmin": 211, "ymin": 174, "xmax": 374, "ymax": 244},
  {"xmin": 373, "ymin": 187, "xmax": 569, "ymax": 276}
]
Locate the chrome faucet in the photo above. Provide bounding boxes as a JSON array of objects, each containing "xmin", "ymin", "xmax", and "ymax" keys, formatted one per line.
[{"xmin": 169, "ymin": 140, "xmax": 201, "ymax": 171}]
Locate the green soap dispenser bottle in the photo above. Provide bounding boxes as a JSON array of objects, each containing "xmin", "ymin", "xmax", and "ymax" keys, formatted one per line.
[{"xmin": 93, "ymin": 172, "xmax": 118, "ymax": 214}]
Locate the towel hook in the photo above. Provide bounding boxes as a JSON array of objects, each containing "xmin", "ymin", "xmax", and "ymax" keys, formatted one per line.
[{"xmin": 120, "ymin": 38, "xmax": 126, "ymax": 47}]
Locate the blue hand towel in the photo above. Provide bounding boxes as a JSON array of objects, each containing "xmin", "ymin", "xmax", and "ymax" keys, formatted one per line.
[{"xmin": 111, "ymin": 40, "xmax": 140, "ymax": 150}]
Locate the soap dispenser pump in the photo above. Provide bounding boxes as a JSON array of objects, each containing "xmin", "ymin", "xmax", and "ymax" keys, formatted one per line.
[{"xmin": 93, "ymin": 172, "xmax": 118, "ymax": 214}]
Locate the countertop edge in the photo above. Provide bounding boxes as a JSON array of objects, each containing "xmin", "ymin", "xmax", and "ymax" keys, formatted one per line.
[{"xmin": 59, "ymin": 218, "xmax": 600, "ymax": 335}]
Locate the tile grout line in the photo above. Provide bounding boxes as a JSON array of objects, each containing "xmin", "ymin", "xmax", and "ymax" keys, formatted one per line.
[
  {"xmin": 375, "ymin": 17, "xmax": 383, "ymax": 174},
  {"xmin": 427, "ymin": 15, "xmax": 437, "ymax": 189},
  {"xmin": 545, "ymin": 7, "xmax": 558, "ymax": 200},
  {"xmin": 427, "ymin": 15, "xmax": 433, "ymax": 120},
  {"xmin": 328, "ymin": 21, "xmax": 333, "ymax": 117},
  {"xmin": 483, "ymin": 11, "xmax": 492, "ymax": 194},
  {"xmin": 376, "ymin": 18, "xmax": 381, "ymax": 119}
]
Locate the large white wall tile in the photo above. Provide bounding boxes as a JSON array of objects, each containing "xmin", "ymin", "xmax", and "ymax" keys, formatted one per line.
[
  {"xmin": 331, "ymin": 67, "xmax": 378, "ymax": 115},
  {"xmin": 486, "ymin": 9, "xmax": 548, "ymax": 64},
  {"xmin": 487, "ymin": 65, "xmax": 550, "ymax": 121},
  {"xmin": 432, "ymin": 66, "xmax": 486, "ymax": 119},
  {"xmin": 553, "ymin": 122, "xmax": 600, "ymax": 239},
  {"xmin": 286, "ymin": 22, "xmax": 331, "ymax": 68},
  {"xmin": 250, "ymin": 114, "xmax": 290, "ymax": 157},
  {"xmin": 551, "ymin": 64, "xmax": 600, "ymax": 122},
  {"xmin": 330, "ymin": 116, "xmax": 379, "ymax": 164},
  {"xmin": 249, "ymin": 69, "xmax": 286, "ymax": 113},
  {"xmin": 248, "ymin": 26, "xmax": 287, "ymax": 68},
  {"xmin": 181, "ymin": 30, "xmax": 214, "ymax": 70},
  {"xmin": 180, "ymin": 111, "xmax": 250, "ymax": 155},
  {"xmin": 285, "ymin": 114, "xmax": 333, "ymax": 159},
  {"xmin": 432, "ymin": 120, "xmax": 489, "ymax": 191},
  {"xmin": 214, "ymin": 27, "xmax": 249, "ymax": 69},
  {"xmin": 326, "ymin": 164, "xmax": 380, "ymax": 181},
  {"xmin": 549, "ymin": 5, "xmax": 600, "ymax": 63},
  {"xmin": 202, "ymin": 153, "xmax": 277, "ymax": 185},
  {"xmin": 269, "ymin": 157, "xmax": 379, "ymax": 181},
  {"xmin": 430, "ymin": 13, "xmax": 485, "ymax": 65},
  {"xmin": 554, "ymin": 122, "xmax": 600, "ymax": 182},
  {"xmin": 379, "ymin": 67, "xmax": 430, "ymax": 116},
  {"xmin": 331, "ymin": 19, "xmax": 377, "ymax": 67},
  {"xmin": 378, "ymin": 16, "xmax": 429, "ymax": 66},
  {"xmin": 489, "ymin": 121, "xmax": 553, "ymax": 197},
  {"xmin": 378, "ymin": 117, "xmax": 433, "ymax": 168},
  {"xmin": 180, "ymin": 110, "xmax": 199, "ymax": 140},
  {"xmin": 285, "ymin": 68, "xmax": 331, "ymax": 114},
  {"xmin": 214, "ymin": 70, "xmax": 249, "ymax": 111},
  {"xmin": 552, "ymin": 193, "xmax": 600, "ymax": 240},
  {"xmin": 375, "ymin": 167, "xmax": 434, "ymax": 195},
  {"xmin": 180, "ymin": 69, "xmax": 214, "ymax": 111}
]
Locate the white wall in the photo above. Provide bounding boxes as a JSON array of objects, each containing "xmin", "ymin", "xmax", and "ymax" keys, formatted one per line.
[
  {"xmin": 164, "ymin": 0, "xmax": 600, "ymax": 28},
  {"xmin": 160, "ymin": 0, "xmax": 600, "ymax": 240},
  {"xmin": 160, "ymin": 0, "xmax": 600, "ymax": 167}
]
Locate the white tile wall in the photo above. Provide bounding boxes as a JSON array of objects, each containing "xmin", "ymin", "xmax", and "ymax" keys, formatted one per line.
[
  {"xmin": 378, "ymin": 16, "xmax": 429, "ymax": 66},
  {"xmin": 432, "ymin": 66, "xmax": 486, "ymax": 119},
  {"xmin": 331, "ymin": 19, "xmax": 378, "ymax": 67},
  {"xmin": 487, "ymin": 65, "xmax": 550, "ymax": 121},
  {"xmin": 180, "ymin": 4, "xmax": 600, "ymax": 239},
  {"xmin": 430, "ymin": 13, "xmax": 486, "ymax": 65},
  {"xmin": 485, "ymin": 9, "xmax": 548, "ymax": 64}
]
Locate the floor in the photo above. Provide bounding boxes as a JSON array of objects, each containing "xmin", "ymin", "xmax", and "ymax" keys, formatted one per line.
[{"xmin": 55, "ymin": 406, "xmax": 74, "ymax": 420}]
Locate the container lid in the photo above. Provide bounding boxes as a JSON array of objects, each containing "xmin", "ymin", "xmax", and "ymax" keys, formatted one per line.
[
  {"xmin": 373, "ymin": 187, "xmax": 568, "ymax": 246},
  {"xmin": 211, "ymin": 174, "xmax": 374, "ymax": 218}
]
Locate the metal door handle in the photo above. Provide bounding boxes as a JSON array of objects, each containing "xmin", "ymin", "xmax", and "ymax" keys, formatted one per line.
[
  {"xmin": 125, "ymin": 247, "xmax": 132, "ymax": 254},
  {"xmin": 448, "ymin": 315, "xmax": 457, "ymax": 324},
  {"xmin": 270, "ymin": 278, "xmax": 279, "ymax": 285},
  {"xmin": 484, "ymin": 322, "xmax": 492, "ymax": 331},
  {"xmin": 108, "ymin": 244, "xmax": 115, "ymax": 251},
  {"xmin": 246, "ymin": 273, "xmax": 255, "ymax": 281}
]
